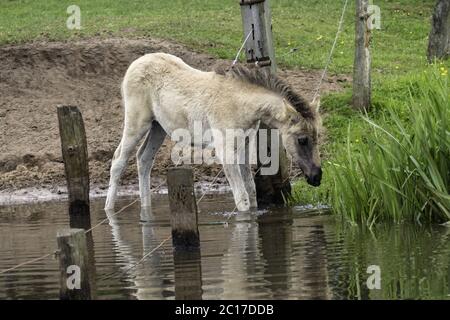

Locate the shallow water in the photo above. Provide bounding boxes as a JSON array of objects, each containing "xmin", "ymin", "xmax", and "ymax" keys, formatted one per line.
[{"xmin": 0, "ymin": 193, "xmax": 449, "ymax": 300}]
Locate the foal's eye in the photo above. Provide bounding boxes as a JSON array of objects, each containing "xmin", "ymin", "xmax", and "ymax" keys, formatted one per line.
[{"xmin": 298, "ymin": 137, "xmax": 308, "ymax": 146}]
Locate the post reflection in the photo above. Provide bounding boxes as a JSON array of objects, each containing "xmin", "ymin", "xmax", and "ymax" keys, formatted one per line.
[
  {"xmin": 173, "ymin": 249, "xmax": 203, "ymax": 300},
  {"xmin": 69, "ymin": 214, "xmax": 97, "ymax": 299},
  {"xmin": 257, "ymin": 208, "xmax": 294, "ymax": 299},
  {"xmin": 259, "ymin": 210, "xmax": 331, "ymax": 299},
  {"xmin": 140, "ymin": 208, "xmax": 203, "ymax": 300},
  {"xmin": 299, "ymin": 224, "xmax": 331, "ymax": 299},
  {"xmin": 219, "ymin": 208, "xmax": 332, "ymax": 299}
]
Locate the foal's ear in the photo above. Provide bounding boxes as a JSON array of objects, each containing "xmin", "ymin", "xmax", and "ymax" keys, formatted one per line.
[{"xmin": 280, "ymin": 99, "xmax": 301, "ymax": 123}]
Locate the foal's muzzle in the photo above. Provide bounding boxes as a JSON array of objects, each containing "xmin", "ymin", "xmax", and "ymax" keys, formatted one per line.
[{"xmin": 306, "ymin": 167, "xmax": 322, "ymax": 187}]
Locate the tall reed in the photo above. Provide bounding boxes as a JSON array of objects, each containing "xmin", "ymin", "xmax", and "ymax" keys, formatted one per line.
[{"xmin": 330, "ymin": 71, "xmax": 449, "ymax": 226}]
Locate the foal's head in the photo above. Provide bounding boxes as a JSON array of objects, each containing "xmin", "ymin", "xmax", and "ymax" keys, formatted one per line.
[
  {"xmin": 219, "ymin": 65, "xmax": 323, "ymax": 186},
  {"xmin": 279, "ymin": 98, "xmax": 322, "ymax": 187}
]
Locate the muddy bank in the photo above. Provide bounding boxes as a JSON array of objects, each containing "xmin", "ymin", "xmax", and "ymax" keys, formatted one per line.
[{"xmin": 0, "ymin": 37, "xmax": 348, "ymax": 195}]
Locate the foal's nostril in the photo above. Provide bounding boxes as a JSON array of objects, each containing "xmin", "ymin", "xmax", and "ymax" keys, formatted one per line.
[
  {"xmin": 308, "ymin": 167, "xmax": 322, "ymax": 186},
  {"xmin": 316, "ymin": 168, "xmax": 322, "ymax": 181}
]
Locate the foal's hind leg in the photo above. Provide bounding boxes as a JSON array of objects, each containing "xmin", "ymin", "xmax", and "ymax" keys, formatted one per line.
[
  {"xmin": 136, "ymin": 121, "xmax": 166, "ymax": 208},
  {"xmin": 105, "ymin": 126, "xmax": 149, "ymax": 210},
  {"xmin": 105, "ymin": 97, "xmax": 152, "ymax": 211}
]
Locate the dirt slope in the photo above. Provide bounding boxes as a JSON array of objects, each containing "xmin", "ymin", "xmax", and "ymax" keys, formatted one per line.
[{"xmin": 0, "ymin": 37, "xmax": 348, "ymax": 193}]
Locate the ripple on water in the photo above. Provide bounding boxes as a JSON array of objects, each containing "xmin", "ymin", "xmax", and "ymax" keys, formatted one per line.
[{"xmin": 0, "ymin": 194, "xmax": 449, "ymax": 300}]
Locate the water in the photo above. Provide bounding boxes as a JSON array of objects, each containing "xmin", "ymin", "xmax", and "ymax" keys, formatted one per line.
[{"xmin": 0, "ymin": 193, "xmax": 449, "ymax": 300}]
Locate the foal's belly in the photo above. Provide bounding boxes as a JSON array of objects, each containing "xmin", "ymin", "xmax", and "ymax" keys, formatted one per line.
[
  {"xmin": 152, "ymin": 101, "xmax": 210, "ymax": 144},
  {"xmin": 152, "ymin": 86, "xmax": 212, "ymax": 146}
]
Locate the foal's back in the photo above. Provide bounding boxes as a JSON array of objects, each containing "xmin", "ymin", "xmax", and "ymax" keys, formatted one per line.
[
  {"xmin": 124, "ymin": 53, "xmax": 208, "ymax": 89},
  {"xmin": 122, "ymin": 53, "xmax": 226, "ymax": 137}
]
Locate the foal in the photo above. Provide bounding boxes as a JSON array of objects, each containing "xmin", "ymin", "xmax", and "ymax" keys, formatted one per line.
[{"xmin": 105, "ymin": 53, "xmax": 322, "ymax": 212}]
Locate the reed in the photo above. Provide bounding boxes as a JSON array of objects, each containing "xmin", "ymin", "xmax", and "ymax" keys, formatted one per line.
[{"xmin": 330, "ymin": 70, "xmax": 449, "ymax": 226}]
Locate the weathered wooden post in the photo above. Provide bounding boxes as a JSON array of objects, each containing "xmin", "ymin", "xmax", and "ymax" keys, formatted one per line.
[
  {"xmin": 167, "ymin": 167, "xmax": 200, "ymax": 248},
  {"xmin": 68, "ymin": 215, "xmax": 97, "ymax": 299},
  {"xmin": 239, "ymin": 0, "xmax": 292, "ymax": 205},
  {"xmin": 353, "ymin": 0, "xmax": 372, "ymax": 111},
  {"xmin": 428, "ymin": 0, "xmax": 450, "ymax": 62},
  {"xmin": 57, "ymin": 228, "xmax": 92, "ymax": 300},
  {"xmin": 167, "ymin": 167, "xmax": 203, "ymax": 299},
  {"xmin": 239, "ymin": 0, "xmax": 276, "ymax": 73},
  {"xmin": 57, "ymin": 106, "xmax": 90, "ymax": 216}
]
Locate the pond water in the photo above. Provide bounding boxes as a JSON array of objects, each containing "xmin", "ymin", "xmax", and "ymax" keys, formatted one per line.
[{"xmin": 0, "ymin": 193, "xmax": 449, "ymax": 300}]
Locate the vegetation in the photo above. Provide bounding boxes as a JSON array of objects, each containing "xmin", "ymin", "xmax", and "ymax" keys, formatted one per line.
[
  {"xmin": 330, "ymin": 70, "xmax": 449, "ymax": 225},
  {"xmin": 0, "ymin": 0, "xmax": 440, "ymax": 74},
  {"xmin": 1, "ymin": 0, "xmax": 448, "ymax": 225},
  {"xmin": 291, "ymin": 65, "xmax": 449, "ymax": 224}
]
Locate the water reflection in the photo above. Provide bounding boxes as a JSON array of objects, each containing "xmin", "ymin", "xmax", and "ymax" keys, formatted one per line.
[
  {"xmin": 106, "ymin": 207, "xmax": 171, "ymax": 299},
  {"xmin": 326, "ymin": 223, "xmax": 450, "ymax": 300},
  {"xmin": 0, "ymin": 195, "xmax": 448, "ymax": 300},
  {"xmin": 173, "ymin": 249, "xmax": 203, "ymax": 300},
  {"xmin": 258, "ymin": 209, "xmax": 294, "ymax": 299}
]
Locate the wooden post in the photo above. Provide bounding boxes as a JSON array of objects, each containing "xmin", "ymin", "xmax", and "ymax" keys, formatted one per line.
[
  {"xmin": 239, "ymin": 0, "xmax": 291, "ymax": 205},
  {"xmin": 239, "ymin": 0, "xmax": 276, "ymax": 73},
  {"xmin": 69, "ymin": 215, "xmax": 97, "ymax": 299},
  {"xmin": 167, "ymin": 167, "xmax": 203, "ymax": 299},
  {"xmin": 167, "ymin": 167, "xmax": 200, "ymax": 249},
  {"xmin": 57, "ymin": 228, "xmax": 92, "ymax": 300},
  {"xmin": 254, "ymin": 128, "xmax": 291, "ymax": 206},
  {"xmin": 353, "ymin": 0, "xmax": 372, "ymax": 111},
  {"xmin": 427, "ymin": 0, "xmax": 450, "ymax": 62},
  {"xmin": 57, "ymin": 106, "xmax": 90, "ymax": 216}
]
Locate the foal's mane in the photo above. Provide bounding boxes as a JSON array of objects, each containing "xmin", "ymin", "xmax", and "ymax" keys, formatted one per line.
[{"xmin": 216, "ymin": 64, "xmax": 316, "ymax": 120}]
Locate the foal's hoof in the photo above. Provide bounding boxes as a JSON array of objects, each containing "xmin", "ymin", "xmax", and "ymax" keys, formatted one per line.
[
  {"xmin": 140, "ymin": 206, "xmax": 153, "ymax": 222},
  {"xmin": 236, "ymin": 202, "xmax": 251, "ymax": 212}
]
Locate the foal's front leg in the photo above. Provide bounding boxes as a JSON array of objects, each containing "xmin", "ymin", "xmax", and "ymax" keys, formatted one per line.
[
  {"xmin": 238, "ymin": 140, "xmax": 257, "ymax": 209},
  {"xmin": 239, "ymin": 163, "xmax": 257, "ymax": 209},
  {"xmin": 222, "ymin": 164, "xmax": 251, "ymax": 212},
  {"xmin": 213, "ymin": 129, "xmax": 251, "ymax": 211}
]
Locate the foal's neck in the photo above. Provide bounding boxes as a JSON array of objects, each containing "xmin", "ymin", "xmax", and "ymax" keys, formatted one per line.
[{"xmin": 253, "ymin": 93, "xmax": 290, "ymax": 130}]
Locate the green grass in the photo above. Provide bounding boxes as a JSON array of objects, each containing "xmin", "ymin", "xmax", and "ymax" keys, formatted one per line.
[
  {"xmin": 1, "ymin": 0, "xmax": 449, "ymax": 225},
  {"xmin": 0, "ymin": 0, "xmax": 440, "ymax": 74}
]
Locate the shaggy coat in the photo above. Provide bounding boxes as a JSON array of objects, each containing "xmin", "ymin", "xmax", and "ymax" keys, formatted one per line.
[{"xmin": 105, "ymin": 53, "xmax": 322, "ymax": 212}]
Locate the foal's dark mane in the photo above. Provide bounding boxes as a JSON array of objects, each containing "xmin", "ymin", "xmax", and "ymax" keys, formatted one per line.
[{"xmin": 216, "ymin": 64, "xmax": 316, "ymax": 120}]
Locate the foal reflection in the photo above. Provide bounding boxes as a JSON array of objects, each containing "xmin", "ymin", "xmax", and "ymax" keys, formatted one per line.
[{"xmin": 106, "ymin": 207, "xmax": 167, "ymax": 299}]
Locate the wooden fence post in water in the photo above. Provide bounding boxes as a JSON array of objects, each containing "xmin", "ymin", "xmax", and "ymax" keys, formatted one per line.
[
  {"xmin": 239, "ymin": 0, "xmax": 292, "ymax": 205},
  {"xmin": 353, "ymin": 0, "xmax": 372, "ymax": 111},
  {"xmin": 57, "ymin": 106, "xmax": 90, "ymax": 216},
  {"xmin": 167, "ymin": 167, "xmax": 200, "ymax": 249},
  {"xmin": 57, "ymin": 228, "xmax": 92, "ymax": 300},
  {"xmin": 167, "ymin": 167, "xmax": 203, "ymax": 299}
]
